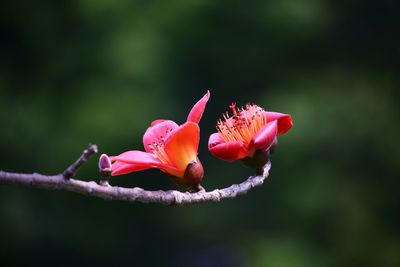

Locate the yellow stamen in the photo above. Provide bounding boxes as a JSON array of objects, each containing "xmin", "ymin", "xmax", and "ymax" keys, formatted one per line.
[
  {"xmin": 148, "ymin": 142, "xmax": 171, "ymax": 165},
  {"xmin": 217, "ymin": 104, "xmax": 267, "ymax": 147}
]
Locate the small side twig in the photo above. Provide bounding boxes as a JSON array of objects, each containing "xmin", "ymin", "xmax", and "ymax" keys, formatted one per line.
[
  {"xmin": 0, "ymin": 144, "xmax": 271, "ymax": 206},
  {"xmin": 62, "ymin": 144, "xmax": 98, "ymax": 179}
]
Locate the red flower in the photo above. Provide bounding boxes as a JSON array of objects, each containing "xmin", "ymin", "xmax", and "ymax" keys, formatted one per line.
[
  {"xmin": 208, "ymin": 103, "xmax": 292, "ymax": 162},
  {"xmin": 110, "ymin": 91, "xmax": 210, "ymax": 188}
]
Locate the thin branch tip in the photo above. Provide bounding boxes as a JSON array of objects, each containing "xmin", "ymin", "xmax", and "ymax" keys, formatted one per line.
[
  {"xmin": 86, "ymin": 144, "xmax": 98, "ymax": 154},
  {"xmin": 62, "ymin": 144, "xmax": 99, "ymax": 179}
]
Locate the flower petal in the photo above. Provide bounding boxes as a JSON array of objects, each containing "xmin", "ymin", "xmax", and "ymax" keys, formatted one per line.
[
  {"xmin": 208, "ymin": 134, "xmax": 248, "ymax": 161},
  {"xmin": 250, "ymin": 120, "xmax": 278, "ymax": 151},
  {"xmin": 187, "ymin": 90, "xmax": 210, "ymax": 123},
  {"xmin": 143, "ymin": 120, "xmax": 179, "ymax": 152},
  {"xmin": 164, "ymin": 121, "xmax": 200, "ymax": 173},
  {"xmin": 111, "ymin": 161, "xmax": 153, "ymax": 176},
  {"xmin": 111, "ymin": 150, "xmax": 165, "ymax": 167},
  {"xmin": 265, "ymin": 112, "xmax": 293, "ymax": 134},
  {"xmin": 208, "ymin": 132, "xmax": 224, "ymax": 147},
  {"xmin": 150, "ymin": 119, "xmax": 167, "ymax": 127},
  {"xmin": 111, "ymin": 150, "xmax": 180, "ymax": 176}
]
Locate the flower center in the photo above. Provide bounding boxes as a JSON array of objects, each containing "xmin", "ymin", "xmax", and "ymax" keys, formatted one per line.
[
  {"xmin": 148, "ymin": 142, "xmax": 171, "ymax": 165},
  {"xmin": 217, "ymin": 103, "xmax": 267, "ymax": 145}
]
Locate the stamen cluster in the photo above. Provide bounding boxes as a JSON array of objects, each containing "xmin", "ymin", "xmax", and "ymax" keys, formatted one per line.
[
  {"xmin": 217, "ymin": 103, "xmax": 266, "ymax": 146},
  {"xmin": 148, "ymin": 142, "xmax": 171, "ymax": 164}
]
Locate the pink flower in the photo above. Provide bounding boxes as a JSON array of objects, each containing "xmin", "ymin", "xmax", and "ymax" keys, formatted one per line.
[
  {"xmin": 208, "ymin": 103, "xmax": 292, "ymax": 162},
  {"xmin": 111, "ymin": 91, "xmax": 210, "ymax": 189}
]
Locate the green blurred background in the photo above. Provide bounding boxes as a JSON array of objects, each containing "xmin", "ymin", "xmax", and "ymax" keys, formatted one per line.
[{"xmin": 1, "ymin": 0, "xmax": 399, "ymax": 266}]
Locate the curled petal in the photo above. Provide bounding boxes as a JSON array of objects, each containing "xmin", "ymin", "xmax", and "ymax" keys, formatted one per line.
[
  {"xmin": 111, "ymin": 150, "xmax": 165, "ymax": 168},
  {"xmin": 164, "ymin": 122, "xmax": 200, "ymax": 173},
  {"xmin": 208, "ymin": 132, "xmax": 224, "ymax": 147},
  {"xmin": 187, "ymin": 90, "xmax": 210, "ymax": 123},
  {"xmin": 250, "ymin": 120, "xmax": 278, "ymax": 151},
  {"xmin": 111, "ymin": 161, "xmax": 153, "ymax": 176},
  {"xmin": 111, "ymin": 151, "xmax": 179, "ymax": 176},
  {"xmin": 265, "ymin": 112, "xmax": 293, "ymax": 134},
  {"xmin": 143, "ymin": 120, "xmax": 179, "ymax": 152},
  {"xmin": 208, "ymin": 139, "xmax": 248, "ymax": 161}
]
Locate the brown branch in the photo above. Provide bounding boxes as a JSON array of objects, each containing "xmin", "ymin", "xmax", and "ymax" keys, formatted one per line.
[{"xmin": 0, "ymin": 144, "xmax": 271, "ymax": 206}]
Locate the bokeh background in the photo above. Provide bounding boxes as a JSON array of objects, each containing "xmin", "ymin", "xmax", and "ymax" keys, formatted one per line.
[{"xmin": 1, "ymin": 1, "xmax": 399, "ymax": 266}]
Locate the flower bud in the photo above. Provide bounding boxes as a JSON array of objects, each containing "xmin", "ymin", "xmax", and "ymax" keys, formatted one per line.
[
  {"xmin": 98, "ymin": 154, "xmax": 112, "ymax": 186},
  {"xmin": 98, "ymin": 154, "xmax": 112, "ymax": 172},
  {"xmin": 184, "ymin": 159, "xmax": 204, "ymax": 190}
]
